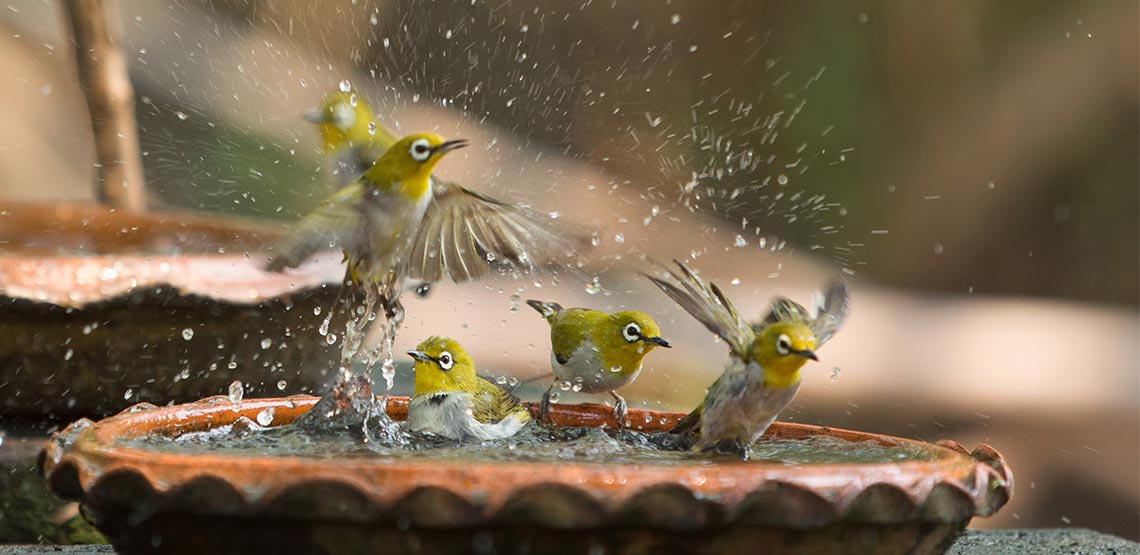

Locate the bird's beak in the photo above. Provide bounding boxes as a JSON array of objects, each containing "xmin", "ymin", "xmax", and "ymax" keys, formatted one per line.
[
  {"xmin": 644, "ymin": 336, "xmax": 672, "ymax": 348},
  {"xmin": 433, "ymin": 139, "xmax": 469, "ymax": 154},
  {"xmin": 795, "ymin": 349, "xmax": 819, "ymax": 362},
  {"xmin": 304, "ymin": 107, "xmax": 328, "ymax": 123},
  {"xmin": 406, "ymin": 350, "xmax": 432, "ymax": 362}
]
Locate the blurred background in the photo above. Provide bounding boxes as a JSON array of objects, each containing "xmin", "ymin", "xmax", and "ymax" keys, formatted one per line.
[{"xmin": 0, "ymin": 0, "xmax": 1136, "ymax": 541}]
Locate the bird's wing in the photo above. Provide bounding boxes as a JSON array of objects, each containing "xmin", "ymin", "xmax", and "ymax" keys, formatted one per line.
[
  {"xmin": 809, "ymin": 277, "xmax": 850, "ymax": 347},
  {"xmin": 668, "ymin": 403, "xmax": 704, "ymax": 436},
  {"xmin": 403, "ymin": 181, "xmax": 581, "ymax": 283},
  {"xmin": 264, "ymin": 182, "xmax": 365, "ymax": 272},
  {"xmin": 644, "ymin": 260, "xmax": 755, "ymax": 357},
  {"xmin": 471, "ymin": 378, "xmax": 525, "ymax": 424},
  {"xmin": 550, "ymin": 309, "xmax": 592, "ymax": 365}
]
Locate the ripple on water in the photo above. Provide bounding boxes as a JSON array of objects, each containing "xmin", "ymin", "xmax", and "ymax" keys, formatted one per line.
[{"xmin": 123, "ymin": 420, "xmax": 939, "ymax": 466}]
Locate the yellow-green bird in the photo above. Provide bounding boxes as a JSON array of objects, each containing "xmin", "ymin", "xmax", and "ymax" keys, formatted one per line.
[
  {"xmin": 406, "ymin": 336, "xmax": 531, "ymax": 441},
  {"xmin": 304, "ymin": 87, "xmax": 400, "ymax": 185},
  {"xmin": 527, "ymin": 300, "xmax": 671, "ymax": 422},
  {"xmin": 646, "ymin": 261, "xmax": 849, "ymax": 458},
  {"xmin": 266, "ymin": 128, "xmax": 575, "ymax": 322}
]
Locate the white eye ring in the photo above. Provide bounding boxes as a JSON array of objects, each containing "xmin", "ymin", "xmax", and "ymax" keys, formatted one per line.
[
  {"xmin": 409, "ymin": 138, "xmax": 432, "ymax": 162},
  {"xmin": 437, "ymin": 351, "xmax": 454, "ymax": 370},
  {"xmin": 331, "ymin": 102, "xmax": 356, "ymax": 131},
  {"xmin": 776, "ymin": 334, "xmax": 791, "ymax": 356},
  {"xmin": 622, "ymin": 323, "xmax": 641, "ymax": 343}
]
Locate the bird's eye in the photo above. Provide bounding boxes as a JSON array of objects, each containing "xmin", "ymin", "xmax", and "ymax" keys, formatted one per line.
[
  {"xmin": 776, "ymin": 334, "xmax": 791, "ymax": 356},
  {"xmin": 409, "ymin": 139, "xmax": 432, "ymax": 161},
  {"xmin": 437, "ymin": 351, "xmax": 453, "ymax": 370},
  {"xmin": 622, "ymin": 323, "xmax": 641, "ymax": 343},
  {"xmin": 331, "ymin": 102, "xmax": 355, "ymax": 130}
]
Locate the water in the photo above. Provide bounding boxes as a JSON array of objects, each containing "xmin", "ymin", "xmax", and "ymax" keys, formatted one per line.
[{"xmin": 123, "ymin": 419, "xmax": 938, "ymax": 466}]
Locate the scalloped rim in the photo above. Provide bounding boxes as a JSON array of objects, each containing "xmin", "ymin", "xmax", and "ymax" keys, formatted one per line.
[{"xmin": 40, "ymin": 396, "xmax": 1013, "ymax": 528}]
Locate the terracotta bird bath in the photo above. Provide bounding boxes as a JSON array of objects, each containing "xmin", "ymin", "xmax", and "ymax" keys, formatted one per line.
[{"xmin": 40, "ymin": 396, "xmax": 1012, "ymax": 555}]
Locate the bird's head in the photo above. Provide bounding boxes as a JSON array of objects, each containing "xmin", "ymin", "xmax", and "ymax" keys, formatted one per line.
[
  {"xmin": 305, "ymin": 89, "xmax": 376, "ymax": 152},
  {"xmin": 366, "ymin": 132, "xmax": 468, "ymax": 193},
  {"xmin": 752, "ymin": 321, "xmax": 818, "ymax": 388},
  {"xmin": 597, "ymin": 310, "xmax": 670, "ymax": 372},
  {"xmin": 407, "ymin": 336, "xmax": 479, "ymax": 396}
]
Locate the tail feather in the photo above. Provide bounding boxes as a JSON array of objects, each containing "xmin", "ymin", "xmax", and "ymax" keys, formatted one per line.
[{"xmin": 668, "ymin": 406, "xmax": 703, "ymax": 436}]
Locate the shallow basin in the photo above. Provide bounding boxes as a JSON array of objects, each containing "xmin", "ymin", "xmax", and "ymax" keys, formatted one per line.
[{"xmin": 40, "ymin": 396, "xmax": 1013, "ymax": 555}]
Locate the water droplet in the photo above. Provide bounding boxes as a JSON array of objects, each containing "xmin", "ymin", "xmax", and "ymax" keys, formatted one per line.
[
  {"xmin": 228, "ymin": 381, "xmax": 244, "ymax": 404},
  {"xmin": 123, "ymin": 388, "xmax": 133, "ymax": 400},
  {"xmin": 670, "ymin": 14, "xmax": 681, "ymax": 24},
  {"xmin": 571, "ymin": 383, "xmax": 583, "ymax": 392},
  {"xmin": 444, "ymin": 29, "xmax": 453, "ymax": 39},
  {"xmin": 585, "ymin": 277, "xmax": 602, "ymax": 295},
  {"xmin": 318, "ymin": 316, "xmax": 331, "ymax": 336},
  {"xmin": 175, "ymin": 111, "xmax": 188, "ymax": 121},
  {"xmin": 614, "ymin": 233, "xmax": 625, "ymax": 244},
  {"xmin": 64, "ymin": 348, "xmax": 74, "ymax": 361},
  {"xmin": 182, "ymin": 328, "xmax": 194, "ymax": 340},
  {"xmin": 227, "ymin": 361, "xmax": 238, "ymax": 370},
  {"xmin": 369, "ymin": 13, "xmax": 378, "ymax": 25},
  {"xmin": 509, "ymin": 294, "xmax": 521, "ymax": 312},
  {"xmin": 590, "ymin": 231, "xmax": 601, "ymax": 247},
  {"xmin": 609, "ymin": 366, "xmax": 623, "ymax": 373},
  {"xmin": 277, "ymin": 380, "xmax": 287, "ymax": 391},
  {"xmin": 496, "ymin": 376, "xmax": 508, "ymax": 385},
  {"xmin": 313, "ymin": 307, "xmax": 322, "ymax": 316},
  {"xmin": 734, "ymin": 235, "xmax": 747, "ymax": 248},
  {"xmin": 325, "ymin": 333, "xmax": 338, "ymax": 345},
  {"xmin": 367, "ymin": 121, "xmax": 377, "ymax": 135},
  {"xmin": 829, "ymin": 367, "xmax": 841, "ymax": 381},
  {"xmin": 339, "ymin": 80, "xmax": 352, "ymax": 93},
  {"xmin": 260, "ymin": 338, "xmax": 272, "ymax": 349},
  {"xmin": 558, "ymin": 380, "xmax": 572, "ymax": 391},
  {"xmin": 777, "ymin": 174, "xmax": 789, "ymax": 185},
  {"xmin": 256, "ymin": 407, "xmax": 275, "ymax": 426},
  {"xmin": 548, "ymin": 391, "xmax": 562, "ymax": 404}
]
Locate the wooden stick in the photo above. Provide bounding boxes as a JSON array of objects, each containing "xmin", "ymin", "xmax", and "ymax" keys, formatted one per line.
[{"xmin": 63, "ymin": 0, "xmax": 146, "ymax": 213}]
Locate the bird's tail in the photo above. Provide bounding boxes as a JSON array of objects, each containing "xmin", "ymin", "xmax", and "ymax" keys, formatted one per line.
[
  {"xmin": 668, "ymin": 405, "xmax": 703, "ymax": 436},
  {"xmin": 526, "ymin": 299, "xmax": 563, "ymax": 319}
]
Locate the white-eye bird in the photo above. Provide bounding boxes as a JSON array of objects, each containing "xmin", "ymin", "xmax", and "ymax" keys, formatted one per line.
[
  {"xmin": 406, "ymin": 336, "xmax": 531, "ymax": 441},
  {"xmin": 646, "ymin": 261, "xmax": 849, "ymax": 458},
  {"xmin": 527, "ymin": 300, "xmax": 671, "ymax": 422},
  {"xmin": 304, "ymin": 88, "xmax": 399, "ymax": 186},
  {"xmin": 265, "ymin": 130, "xmax": 576, "ymax": 324}
]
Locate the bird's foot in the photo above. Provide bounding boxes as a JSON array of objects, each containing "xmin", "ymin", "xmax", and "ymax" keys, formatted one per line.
[
  {"xmin": 610, "ymin": 393, "xmax": 628, "ymax": 426},
  {"xmin": 539, "ymin": 390, "xmax": 553, "ymax": 423}
]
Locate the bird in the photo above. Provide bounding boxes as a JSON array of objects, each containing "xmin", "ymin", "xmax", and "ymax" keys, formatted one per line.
[
  {"xmin": 645, "ymin": 260, "xmax": 849, "ymax": 459},
  {"xmin": 304, "ymin": 87, "xmax": 399, "ymax": 186},
  {"xmin": 527, "ymin": 300, "xmax": 670, "ymax": 423},
  {"xmin": 405, "ymin": 336, "xmax": 531, "ymax": 441},
  {"xmin": 265, "ymin": 130, "xmax": 578, "ymax": 329}
]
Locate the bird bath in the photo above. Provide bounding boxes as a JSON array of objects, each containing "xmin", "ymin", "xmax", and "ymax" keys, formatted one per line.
[
  {"xmin": 0, "ymin": 202, "xmax": 344, "ymax": 417},
  {"xmin": 40, "ymin": 396, "xmax": 1012, "ymax": 555}
]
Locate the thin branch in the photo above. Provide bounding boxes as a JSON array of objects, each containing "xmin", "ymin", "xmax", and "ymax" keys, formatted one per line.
[{"xmin": 63, "ymin": 0, "xmax": 146, "ymax": 213}]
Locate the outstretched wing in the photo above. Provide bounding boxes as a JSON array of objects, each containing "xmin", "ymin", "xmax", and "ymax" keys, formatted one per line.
[
  {"xmin": 264, "ymin": 183, "xmax": 365, "ymax": 272},
  {"xmin": 810, "ymin": 277, "xmax": 850, "ymax": 347},
  {"xmin": 403, "ymin": 180, "xmax": 580, "ymax": 283},
  {"xmin": 644, "ymin": 260, "xmax": 755, "ymax": 357},
  {"xmin": 757, "ymin": 278, "xmax": 850, "ymax": 347}
]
